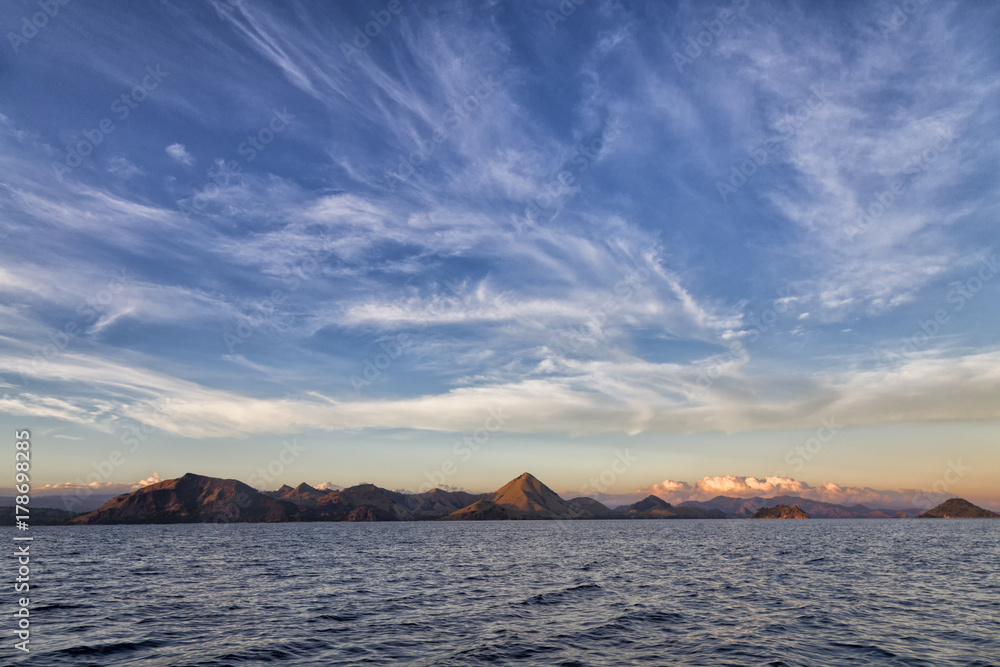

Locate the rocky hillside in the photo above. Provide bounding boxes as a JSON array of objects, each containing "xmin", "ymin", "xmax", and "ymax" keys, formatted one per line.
[
  {"xmin": 311, "ymin": 484, "xmax": 415, "ymax": 521},
  {"xmin": 444, "ymin": 500, "xmax": 524, "ymax": 521},
  {"xmin": 616, "ymin": 495, "xmax": 727, "ymax": 519},
  {"xmin": 72, "ymin": 473, "xmax": 301, "ymax": 524},
  {"xmin": 487, "ymin": 472, "xmax": 586, "ymax": 519},
  {"xmin": 749, "ymin": 504, "xmax": 810, "ymax": 519},
  {"xmin": 568, "ymin": 496, "xmax": 618, "ymax": 518},
  {"xmin": 917, "ymin": 498, "xmax": 1000, "ymax": 518}
]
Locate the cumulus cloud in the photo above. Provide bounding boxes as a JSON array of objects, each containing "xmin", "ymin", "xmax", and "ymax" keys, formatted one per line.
[
  {"xmin": 165, "ymin": 143, "xmax": 194, "ymax": 165},
  {"xmin": 645, "ymin": 475, "xmax": 941, "ymax": 509},
  {"xmin": 315, "ymin": 482, "xmax": 343, "ymax": 491},
  {"xmin": 695, "ymin": 475, "xmax": 809, "ymax": 496},
  {"xmin": 649, "ymin": 479, "xmax": 693, "ymax": 494},
  {"xmin": 133, "ymin": 472, "xmax": 163, "ymax": 488}
]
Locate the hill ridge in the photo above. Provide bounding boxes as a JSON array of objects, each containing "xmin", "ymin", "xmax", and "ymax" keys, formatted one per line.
[{"xmin": 64, "ymin": 473, "xmax": 994, "ymax": 524}]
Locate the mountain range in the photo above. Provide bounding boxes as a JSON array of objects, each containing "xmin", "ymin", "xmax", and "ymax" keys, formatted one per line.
[
  {"xmin": 27, "ymin": 472, "xmax": 996, "ymax": 524},
  {"xmin": 70, "ymin": 472, "xmax": 728, "ymax": 524}
]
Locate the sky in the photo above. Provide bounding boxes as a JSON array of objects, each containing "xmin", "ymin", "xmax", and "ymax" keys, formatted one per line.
[{"xmin": 1, "ymin": 0, "xmax": 998, "ymax": 510}]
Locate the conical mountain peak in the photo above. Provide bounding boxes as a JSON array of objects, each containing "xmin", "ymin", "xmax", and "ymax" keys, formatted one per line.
[{"xmin": 490, "ymin": 472, "xmax": 581, "ymax": 519}]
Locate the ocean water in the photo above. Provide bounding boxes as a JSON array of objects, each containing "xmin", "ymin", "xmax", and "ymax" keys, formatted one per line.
[{"xmin": 12, "ymin": 519, "xmax": 1000, "ymax": 666}]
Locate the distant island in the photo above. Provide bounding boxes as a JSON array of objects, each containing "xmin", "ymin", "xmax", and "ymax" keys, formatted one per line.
[
  {"xmin": 749, "ymin": 504, "xmax": 810, "ymax": 519},
  {"xmin": 917, "ymin": 497, "xmax": 1000, "ymax": 519},
  {"xmin": 9, "ymin": 472, "xmax": 995, "ymax": 525}
]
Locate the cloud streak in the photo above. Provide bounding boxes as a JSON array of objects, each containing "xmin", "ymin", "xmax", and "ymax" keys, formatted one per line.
[{"xmin": 0, "ymin": 1, "xmax": 997, "ymax": 492}]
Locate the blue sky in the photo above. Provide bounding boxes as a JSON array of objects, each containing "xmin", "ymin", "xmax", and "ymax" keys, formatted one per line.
[{"xmin": 1, "ymin": 0, "xmax": 998, "ymax": 508}]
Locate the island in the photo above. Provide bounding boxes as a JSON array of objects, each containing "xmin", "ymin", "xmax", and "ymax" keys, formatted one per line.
[
  {"xmin": 749, "ymin": 504, "xmax": 810, "ymax": 519},
  {"xmin": 917, "ymin": 498, "xmax": 1000, "ymax": 518}
]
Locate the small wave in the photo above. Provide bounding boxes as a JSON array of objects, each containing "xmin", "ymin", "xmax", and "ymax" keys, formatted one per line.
[
  {"xmin": 59, "ymin": 639, "xmax": 162, "ymax": 656},
  {"xmin": 830, "ymin": 642, "xmax": 897, "ymax": 658},
  {"xmin": 522, "ymin": 583, "xmax": 602, "ymax": 605},
  {"xmin": 567, "ymin": 583, "xmax": 601, "ymax": 592},
  {"xmin": 215, "ymin": 638, "xmax": 330, "ymax": 662},
  {"xmin": 312, "ymin": 613, "xmax": 360, "ymax": 622},
  {"xmin": 577, "ymin": 607, "xmax": 686, "ymax": 642},
  {"xmin": 619, "ymin": 609, "xmax": 685, "ymax": 624},
  {"xmin": 33, "ymin": 603, "xmax": 91, "ymax": 611},
  {"xmin": 216, "ymin": 646, "xmax": 295, "ymax": 662}
]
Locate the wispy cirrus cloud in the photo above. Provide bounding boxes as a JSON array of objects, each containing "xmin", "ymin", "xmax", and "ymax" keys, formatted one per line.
[
  {"xmin": 1, "ymin": 344, "xmax": 998, "ymax": 440},
  {"xmin": 0, "ymin": 1, "xmax": 997, "ymax": 494}
]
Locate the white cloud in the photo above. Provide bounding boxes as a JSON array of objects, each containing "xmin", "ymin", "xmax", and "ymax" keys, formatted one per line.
[
  {"xmin": 165, "ymin": 143, "xmax": 194, "ymax": 165},
  {"xmin": 34, "ymin": 471, "xmax": 162, "ymax": 495},
  {"xmin": 706, "ymin": 3, "xmax": 1000, "ymax": 321},
  {"xmin": 133, "ymin": 472, "xmax": 162, "ymax": 488},
  {"xmin": 1, "ymin": 345, "xmax": 998, "ymax": 439},
  {"xmin": 645, "ymin": 474, "xmax": 947, "ymax": 509},
  {"xmin": 315, "ymin": 482, "xmax": 343, "ymax": 491},
  {"xmin": 106, "ymin": 156, "xmax": 143, "ymax": 179}
]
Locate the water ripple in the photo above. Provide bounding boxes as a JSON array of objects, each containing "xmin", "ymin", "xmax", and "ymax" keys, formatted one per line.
[{"xmin": 13, "ymin": 520, "xmax": 1000, "ymax": 665}]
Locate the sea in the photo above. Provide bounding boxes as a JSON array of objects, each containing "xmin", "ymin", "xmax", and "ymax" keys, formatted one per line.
[{"xmin": 11, "ymin": 519, "xmax": 1000, "ymax": 666}]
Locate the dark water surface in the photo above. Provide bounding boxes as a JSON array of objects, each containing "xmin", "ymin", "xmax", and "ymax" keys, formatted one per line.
[{"xmin": 11, "ymin": 520, "xmax": 1000, "ymax": 665}]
